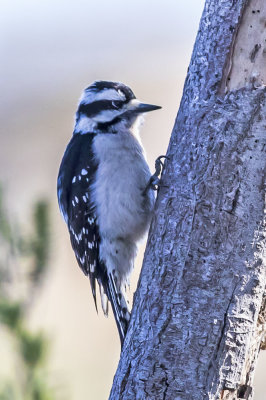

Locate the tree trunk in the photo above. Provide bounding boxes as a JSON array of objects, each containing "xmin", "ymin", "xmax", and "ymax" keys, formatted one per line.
[{"xmin": 109, "ymin": 1, "xmax": 266, "ymax": 399}]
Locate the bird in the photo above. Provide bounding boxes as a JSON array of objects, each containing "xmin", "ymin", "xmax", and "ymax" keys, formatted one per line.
[{"xmin": 57, "ymin": 80, "xmax": 161, "ymax": 345}]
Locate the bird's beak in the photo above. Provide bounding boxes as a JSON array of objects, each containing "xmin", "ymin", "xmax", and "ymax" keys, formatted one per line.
[{"xmin": 127, "ymin": 99, "xmax": 161, "ymax": 113}]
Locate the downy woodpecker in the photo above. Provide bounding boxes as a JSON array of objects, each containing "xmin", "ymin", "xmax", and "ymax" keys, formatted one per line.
[{"xmin": 57, "ymin": 81, "xmax": 161, "ymax": 345}]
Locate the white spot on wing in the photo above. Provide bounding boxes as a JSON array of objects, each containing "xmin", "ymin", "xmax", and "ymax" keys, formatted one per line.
[
  {"xmin": 88, "ymin": 217, "xmax": 94, "ymax": 225},
  {"xmin": 79, "ymin": 255, "xmax": 85, "ymax": 264},
  {"xmin": 81, "ymin": 169, "xmax": 88, "ymax": 175},
  {"xmin": 75, "ymin": 232, "xmax": 83, "ymax": 242},
  {"xmin": 72, "ymin": 176, "xmax": 76, "ymax": 183}
]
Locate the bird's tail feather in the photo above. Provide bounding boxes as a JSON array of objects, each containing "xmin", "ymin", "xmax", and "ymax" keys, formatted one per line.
[
  {"xmin": 106, "ymin": 272, "xmax": 130, "ymax": 347},
  {"xmin": 99, "ymin": 284, "xmax": 108, "ymax": 316}
]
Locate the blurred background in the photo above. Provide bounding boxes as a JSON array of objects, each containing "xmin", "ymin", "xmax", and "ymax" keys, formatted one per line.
[{"xmin": 0, "ymin": 0, "xmax": 265, "ymax": 399}]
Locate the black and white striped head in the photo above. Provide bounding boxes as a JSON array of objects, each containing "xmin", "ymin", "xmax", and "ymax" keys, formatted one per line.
[{"xmin": 74, "ymin": 81, "xmax": 161, "ymax": 134}]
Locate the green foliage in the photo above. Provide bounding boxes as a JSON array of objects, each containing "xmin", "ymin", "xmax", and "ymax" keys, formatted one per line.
[
  {"xmin": 19, "ymin": 330, "xmax": 46, "ymax": 368},
  {"xmin": 30, "ymin": 201, "xmax": 50, "ymax": 284},
  {"xmin": 0, "ymin": 300, "xmax": 22, "ymax": 330},
  {"xmin": 0, "ymin": 187, "xmax": 55, "ymax": 400},
  {"xmin": 0, "ymin": 383, "xmax": 16, "ymax": 400},
  {"xmin": 30, "ymin": 376, "xmax": 55, "ymax": 400},
  {"xmin": 0, "ymin": 186, "xmax": 13, "ymax": 243}
]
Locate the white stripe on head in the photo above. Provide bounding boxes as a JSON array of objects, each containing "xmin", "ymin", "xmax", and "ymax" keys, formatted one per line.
[
  {"xmin": 93, "ymin": 108, "xmax": 125, "ymax": 123},
  {"xmin": 80, "ymin": 88, "xmax": 126, "ymax": 105},
  {"xmin": 74, "ymin": 107, "xmax": 125, "ymax": 132}
]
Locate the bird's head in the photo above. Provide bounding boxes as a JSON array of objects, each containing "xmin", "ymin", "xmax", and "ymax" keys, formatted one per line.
[{"xmin": 74, "ymin": 81, "xmax": 161, "ymax": 134}]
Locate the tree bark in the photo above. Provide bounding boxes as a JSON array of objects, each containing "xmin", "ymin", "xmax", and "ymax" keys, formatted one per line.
[{"xmin": 109, "ymin": 1, "xmax": 266, "ymax": 399}]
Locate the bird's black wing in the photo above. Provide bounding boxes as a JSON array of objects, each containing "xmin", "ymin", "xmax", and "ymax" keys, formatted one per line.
[
  {"xmin": 57, "ymin": 133, "xmax": 104, "ymax": 308},
  {"xmin": 57, "ymin": 132, "xmax": 129, "ymax": 343}
]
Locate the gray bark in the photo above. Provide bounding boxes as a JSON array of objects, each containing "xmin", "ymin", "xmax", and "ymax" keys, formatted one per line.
[{"xmin": 109, "ymin": 1, "xmax": 266, "ymax": 399}]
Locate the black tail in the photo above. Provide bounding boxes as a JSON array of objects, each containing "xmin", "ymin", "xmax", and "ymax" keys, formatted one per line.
[{"xmin": 106, "ymin": 272, "xmax": 130, "ymax": 347}]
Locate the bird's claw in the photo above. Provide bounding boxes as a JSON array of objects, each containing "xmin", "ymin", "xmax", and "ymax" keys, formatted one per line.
[
  {"xmin": 143, "ymin": 155, "xmax": 169, "ymax": 195},
  {"xmin": 148, "ymin": 175, "xmax": 160, "ymax": 191}
]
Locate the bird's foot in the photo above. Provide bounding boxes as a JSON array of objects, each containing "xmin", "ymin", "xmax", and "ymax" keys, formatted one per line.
[{"xmin": 143, "ymin": 155, "xmax": 169, "ymax": 194}]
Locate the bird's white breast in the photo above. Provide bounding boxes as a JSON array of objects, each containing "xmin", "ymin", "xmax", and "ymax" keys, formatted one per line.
[{"xmin": 91, "ymin": 128, "xmax": 154, "ymax": 242}]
